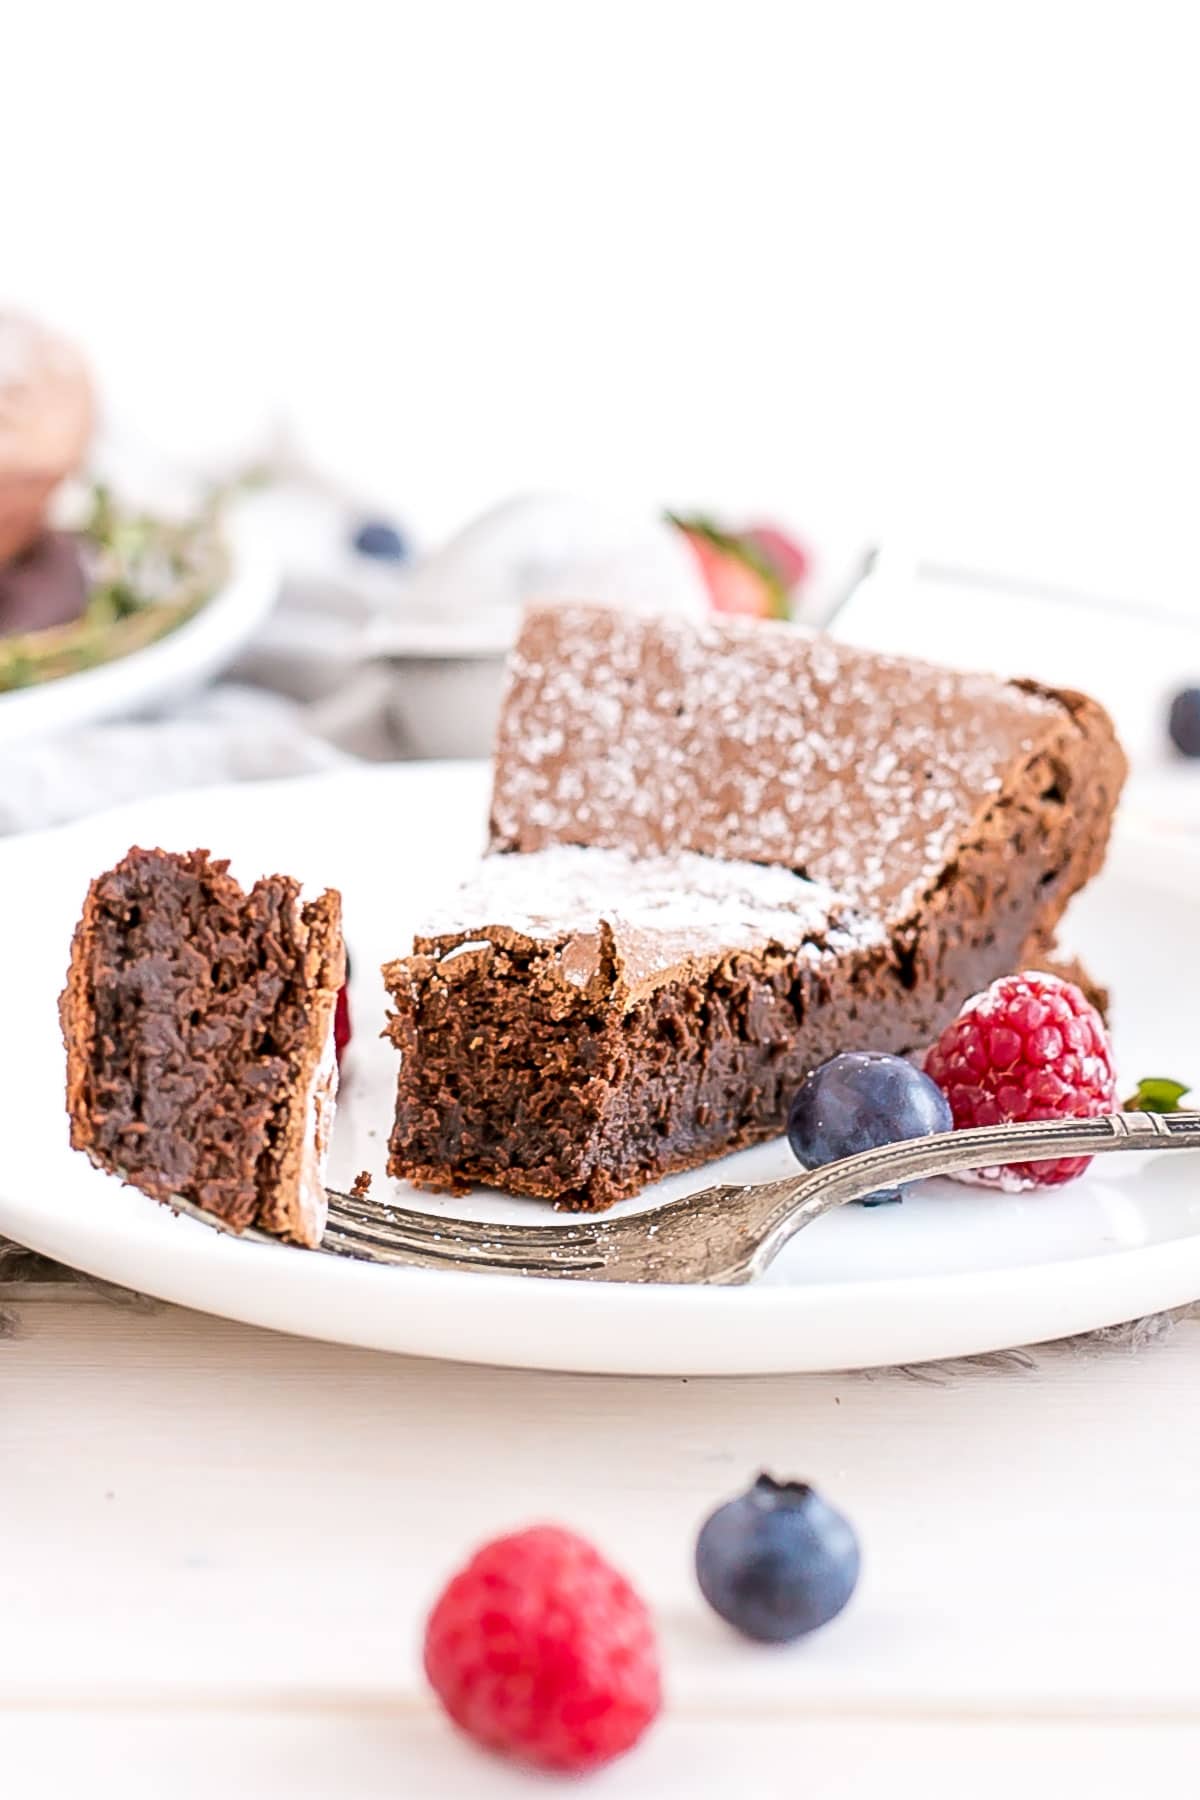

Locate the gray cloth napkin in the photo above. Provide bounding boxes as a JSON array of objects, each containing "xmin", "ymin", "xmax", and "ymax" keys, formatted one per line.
[{"xmin": 0, "ymin": 684, "xmax": 348, "ymax": 835}]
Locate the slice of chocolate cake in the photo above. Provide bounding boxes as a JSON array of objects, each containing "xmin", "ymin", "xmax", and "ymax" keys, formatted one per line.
[
  {"xmin": 60, "ymin": 848, "xmax": 344, "ymax": 1246},
  {"xmin": 386, "ymin": 605, "xmax": 1126, "ymax": 1209}
]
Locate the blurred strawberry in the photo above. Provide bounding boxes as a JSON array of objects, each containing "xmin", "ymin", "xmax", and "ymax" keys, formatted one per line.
[
  {"xmin": 744, "ymin": 523, "xmax": 811, "ymax": 592},
  {"xmin": 670, "ymin": 515, "xmax": 789, "ymax": 619}
]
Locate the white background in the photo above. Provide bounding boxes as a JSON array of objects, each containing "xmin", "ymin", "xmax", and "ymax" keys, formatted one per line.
[{"xmin": 5, "ymin": 0, "xmax": 1200, "ymax": 610}]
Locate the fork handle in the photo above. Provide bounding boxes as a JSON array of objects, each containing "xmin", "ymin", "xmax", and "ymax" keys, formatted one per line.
[{"xmin": 752, "ymin": 1111, "xmax": 1200, "ymax": 1277}]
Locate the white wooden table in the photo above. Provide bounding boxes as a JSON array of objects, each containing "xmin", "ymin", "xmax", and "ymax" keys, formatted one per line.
[{"xmin": 3, "ymin": 1273, "xmax": 1199, "ymax": 1798}]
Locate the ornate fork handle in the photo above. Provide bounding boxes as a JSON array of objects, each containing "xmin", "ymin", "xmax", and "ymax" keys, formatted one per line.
[{"xmin": 736, "ymin": 1109, "xmax": 1200, "ymax": 1283}]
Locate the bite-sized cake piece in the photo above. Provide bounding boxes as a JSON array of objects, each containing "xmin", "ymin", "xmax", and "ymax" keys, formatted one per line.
[
  {"xmin": 387, "ymin": 605, "xmax": 1126, "ymax": 1209},
  {"xmin": 60, "ymin": 848, "xmax": 344, "ymax": 1246}
]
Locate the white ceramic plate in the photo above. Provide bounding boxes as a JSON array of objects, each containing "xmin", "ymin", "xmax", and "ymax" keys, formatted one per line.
[
  {"xmin": 2, "ymin": 763, "xmax": 1198, "ymax": 1375},
  {"xmin": 0, "ymin": 519, "xmax": 279, "ymax": 746}
]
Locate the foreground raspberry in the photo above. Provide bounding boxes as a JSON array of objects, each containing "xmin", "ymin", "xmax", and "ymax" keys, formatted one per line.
[
  {"xmin": 925, "ymin": 971, "xmax": 1116, "ymax": 1188},
  {"xmin": 423, "ymin": 1526, "xmax": 661, "ymax": 1772}
]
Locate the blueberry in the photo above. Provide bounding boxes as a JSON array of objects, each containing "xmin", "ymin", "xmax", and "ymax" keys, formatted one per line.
[
  {"xmin": 695, "ymin": 1474, "xmax": 860, "ymax": 1643},
  {"xmin": 1168, "ymin": 687, "xmax": 1200, "ymax": 757},
  {"xmin": 351, "ymin": 518, "xmax": 408, "ymax": 562},
  {"xmin": 787, "ymin": 1050, "xmax": 952, "ymax": 1203}
]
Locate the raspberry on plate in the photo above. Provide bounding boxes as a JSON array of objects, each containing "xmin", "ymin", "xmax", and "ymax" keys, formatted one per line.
[
  {"xmin": 924, "ymin": 971, "xmax": 1117, "ymax": 1189},
  {"xmin": 333, "ymin": 981, "xmax": 351, "ymax": 1069},
  {"xmin": 333, "ymin": 950, "xmax": 352, "ymax": 1071},
  {"xmin": 423, "ymin": 1525, "xmax": 661, "ymax": 1773}
]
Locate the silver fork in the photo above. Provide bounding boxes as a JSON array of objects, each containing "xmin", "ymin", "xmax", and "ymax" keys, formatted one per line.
[{"xmin": 295, "ymin": 1112, "xmax": 1200, "ymax": 1286}]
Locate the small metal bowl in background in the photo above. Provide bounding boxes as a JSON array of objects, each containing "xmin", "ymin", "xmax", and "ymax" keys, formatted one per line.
[
  {"xmin": 370, "ymin": 611, "xmax": 517, "ymax": 761},
  {"xmin": 383, "ymin": 645, "xmax": 510, "ymax": 760}
]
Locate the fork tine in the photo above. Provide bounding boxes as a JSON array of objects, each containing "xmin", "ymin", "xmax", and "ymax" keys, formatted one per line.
[
  {"xmin": 321, "ymin": 1212, "xmax": 612, "ymax": 1274},
  {"xmin": 325, "ymin": 1188, "xmax": 609, "ymax": 1251}
]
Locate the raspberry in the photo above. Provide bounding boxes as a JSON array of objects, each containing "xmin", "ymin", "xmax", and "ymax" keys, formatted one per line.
[
  {"xmin": 333, "ymin": 950, "xmax": 352, "ymax": 1070},
  {"xmin": 333, "ymin": 982, "xmax": 351, "ymax": 1069},
  {"xmin": 423, "ymin": 1525, "xmax": 661, "ymax": 1773},
  {"xmin": 924, "ymin": 971, "xmax": 1116, "ymax": 1188}
]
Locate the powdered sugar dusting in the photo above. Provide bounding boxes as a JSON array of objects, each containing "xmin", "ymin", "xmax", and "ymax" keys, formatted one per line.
[
  {"xmin": 416, "ymin": 843, "xmax": 886, "ymax": 994},
  {"xmin": 490, "ymin": 605, "xmax": 1065, "ymax": 922}
]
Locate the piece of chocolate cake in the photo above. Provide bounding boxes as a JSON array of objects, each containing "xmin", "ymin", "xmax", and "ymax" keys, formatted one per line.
[
  {"xmin": 61, "ymin": 848, "xmax": 344, "ymax": 1246},
  {"xmin": 386, "ymin": 605, "xmax": 1126, "ymax": 1209}
]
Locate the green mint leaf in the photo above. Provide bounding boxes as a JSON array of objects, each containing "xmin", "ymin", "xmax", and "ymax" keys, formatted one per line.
[{"xmin": 1123, "ymin": 1076, "xmax": 1192, "ymax": 1113}]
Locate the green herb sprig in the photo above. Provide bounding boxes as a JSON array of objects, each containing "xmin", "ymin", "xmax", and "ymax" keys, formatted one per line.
[{"xmin": 0, "ymin": 480, "xmax": 231, "ymax": 695}]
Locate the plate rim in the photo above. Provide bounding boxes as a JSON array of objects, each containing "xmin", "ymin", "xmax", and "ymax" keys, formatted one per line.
[{"xmin": 2, "ymin": 762, "xmax": 1198, "ymax": 1375}]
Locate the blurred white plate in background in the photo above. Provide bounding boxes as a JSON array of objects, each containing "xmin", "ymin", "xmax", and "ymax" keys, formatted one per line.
[{"xmin": 830, "ymin": 550, "xmax": 1200, "ymax": 779}]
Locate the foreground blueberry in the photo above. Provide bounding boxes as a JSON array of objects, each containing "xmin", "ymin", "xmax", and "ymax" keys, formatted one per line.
[
  {"xmin": 352, "ymin": 518, "xmax": 409, "ymax": 562},
  {"xmin": 1168, "ymin": 687, "xmax": 1200, "ymax": 757},
  {"xmin": 787, "ymin": 1050, "xmax": 952, "ymax": 1203},
  {"xmin": 695, "ymin": 1474, "xmax": 860, "ymax": 1643}
]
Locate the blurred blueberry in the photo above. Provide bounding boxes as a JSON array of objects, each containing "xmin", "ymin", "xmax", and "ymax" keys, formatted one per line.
[
  {"xmin": 695, "ymin": 1474, "xmax": 860, "ymax": 1643},
  {"xmin": 1168, "ymin": 687, "xmax": 1200, "ymax": 757},
  {"xmin": 352, "ymin": 519, "xmax": 409, "ymax": 562}
]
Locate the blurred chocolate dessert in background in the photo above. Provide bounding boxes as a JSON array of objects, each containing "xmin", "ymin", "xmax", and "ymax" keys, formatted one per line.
[
  {"xmin": 0, "ymin": 311, "xmax": 93, "ymax": 566},
  {"xmin": 0, "ymin": 313, "xmax": 231, "ymax": 703},
  {"xmin": 0, "ymin": 530, "xmax": 89, "ymax": 638}
]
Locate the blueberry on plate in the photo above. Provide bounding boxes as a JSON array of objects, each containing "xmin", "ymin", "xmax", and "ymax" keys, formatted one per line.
[
  {"xmin": 351, "ymin": 518, "xmax": 408, "ymax": 562},
  {"xmin": 786, "ymin": 1050, "xmax": 952, "ymax": 1204},
  {"xmin": 1168, "ymin": 687, "xmax": 1200, "ymax": 757},
  {"xmin": 695, "ymin": 1473, "xmax": 860, "ymax": 1643}
]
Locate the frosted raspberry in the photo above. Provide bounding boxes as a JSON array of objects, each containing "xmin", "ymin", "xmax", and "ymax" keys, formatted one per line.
[{"xmin": 925, "ymin": 972, "xmax": 1116, "ymax": 1188}]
